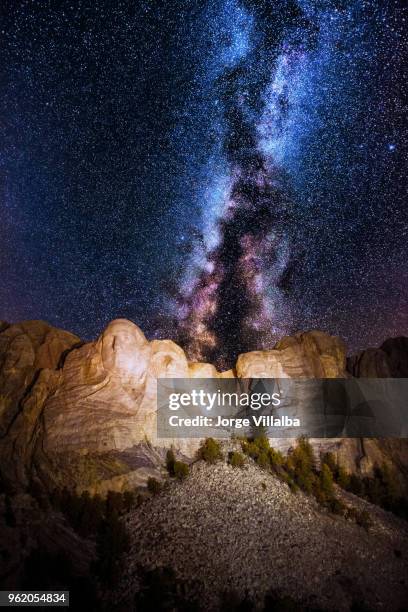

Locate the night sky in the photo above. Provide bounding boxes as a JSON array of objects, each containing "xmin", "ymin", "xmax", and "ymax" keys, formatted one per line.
[{"xmin": 1, "ymin": 0, "xmax": 407, "ymax": 367}]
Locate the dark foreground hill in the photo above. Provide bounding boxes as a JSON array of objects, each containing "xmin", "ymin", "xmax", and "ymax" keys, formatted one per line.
[{"xmin": 117, "ymin": 457, "xmax": 408, "ymax": 611}]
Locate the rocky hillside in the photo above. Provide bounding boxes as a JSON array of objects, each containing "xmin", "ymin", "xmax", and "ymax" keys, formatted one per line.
[
  {"xmin": 118, "ymin": 458, "xmax": 408, "ymax": 611},
  {"xmin": 0, "ymin": 318, "xmax": 407, "ymax": 494}
]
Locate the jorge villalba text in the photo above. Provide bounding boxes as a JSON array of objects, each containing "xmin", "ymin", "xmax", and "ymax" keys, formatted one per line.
[{"xmin": 167, "ymin": 414, "xmax": 301, "ymax": 428}]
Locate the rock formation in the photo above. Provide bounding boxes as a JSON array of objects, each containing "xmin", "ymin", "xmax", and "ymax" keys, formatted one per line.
[
  {"xmin": 0, "ymin": 320, "xmax": 80, "ymax": 436},
  {"xmin": 0, "ymin": 318, "xmax": 407, "ymax": 494},
  {"xmin": 347, "ymin": 337, "xmax": 408, "ymax": 378},
  {"xmin": 236, "ymin": 330, "xmax": 347, "ymax": 378}
]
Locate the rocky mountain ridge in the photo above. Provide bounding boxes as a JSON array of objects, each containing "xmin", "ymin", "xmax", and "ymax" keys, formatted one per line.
[{"xmin": 0, "ymin": 318, "xmax": 407, "ymax": 494}]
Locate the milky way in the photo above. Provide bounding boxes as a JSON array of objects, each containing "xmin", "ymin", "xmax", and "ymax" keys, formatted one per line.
[
  {"xmin": 1, "ymin": 0, "xmax": 407, "ymax": 366},
  {"xmin": 169, "ymin": 0, "xmax": 408, "ymax": 366},
  {"xmin": 174, "ymin": 0, "xmax": 315, "ymax": 366}
]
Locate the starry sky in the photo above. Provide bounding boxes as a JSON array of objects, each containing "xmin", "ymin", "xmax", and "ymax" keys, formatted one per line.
[{"xmin": 1, "ymin": 0, "xmax": 407, "ymax": 367}]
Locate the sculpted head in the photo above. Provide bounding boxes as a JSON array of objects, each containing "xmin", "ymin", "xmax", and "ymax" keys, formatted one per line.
[
  {"xmin": 148, "ymin": 339, "xmax": 189, "ymax": 378},
  {"xmin": 236, "ymin": 350, "xmax": 286, "ymax": 378},
  {"xmin": 99, "ymin": 319, "xmax": 151, "ymax": 386}
]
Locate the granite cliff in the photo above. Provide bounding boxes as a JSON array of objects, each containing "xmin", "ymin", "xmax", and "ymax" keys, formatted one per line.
[{"xmin": 0, "ymin": 318, "xmax": 407, "ymax": 495}]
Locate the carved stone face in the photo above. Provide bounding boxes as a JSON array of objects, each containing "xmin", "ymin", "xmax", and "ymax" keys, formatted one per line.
[
  {"xmin": 100, "ymin": 319, "xmax": 151, "ymax": 386},
  {"xmin": 148, "ymin": 339, "xmax": 189, "ymax": 378},
  {"xmin": 236, "ymin": 351, "xmax": 287, "ymax": 378}
]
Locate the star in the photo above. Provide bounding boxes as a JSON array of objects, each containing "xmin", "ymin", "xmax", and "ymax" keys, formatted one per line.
[{"xmin": 0, "ymin": 0, "xmax": 407, "ymax": 367}]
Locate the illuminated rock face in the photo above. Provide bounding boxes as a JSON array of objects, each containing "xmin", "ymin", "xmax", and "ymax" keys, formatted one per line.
[
  {"xmin": 43, "ymin": 320, "xmax": 153, "ymax": 455},
  {"xmin": 0, "ymin": 318, "xmax": 406, "ymax": 493},
  {"xmin": 41, "ymin": 319, "xmax": 247, "ymax": 459},
  {"xmin": 0, "ymin": 320, "xmax": 79, "ymax": 437},
  {"xmin": 41, "ymin": 324, "xmax": 347, "ymax": 457},
  {"xmin": 236, "ymin": 331, "xmax": 347, "ymax": 379},
  {"xmin": 99, "ymin": 318, "xmax": 151, "ymax": 386}
]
